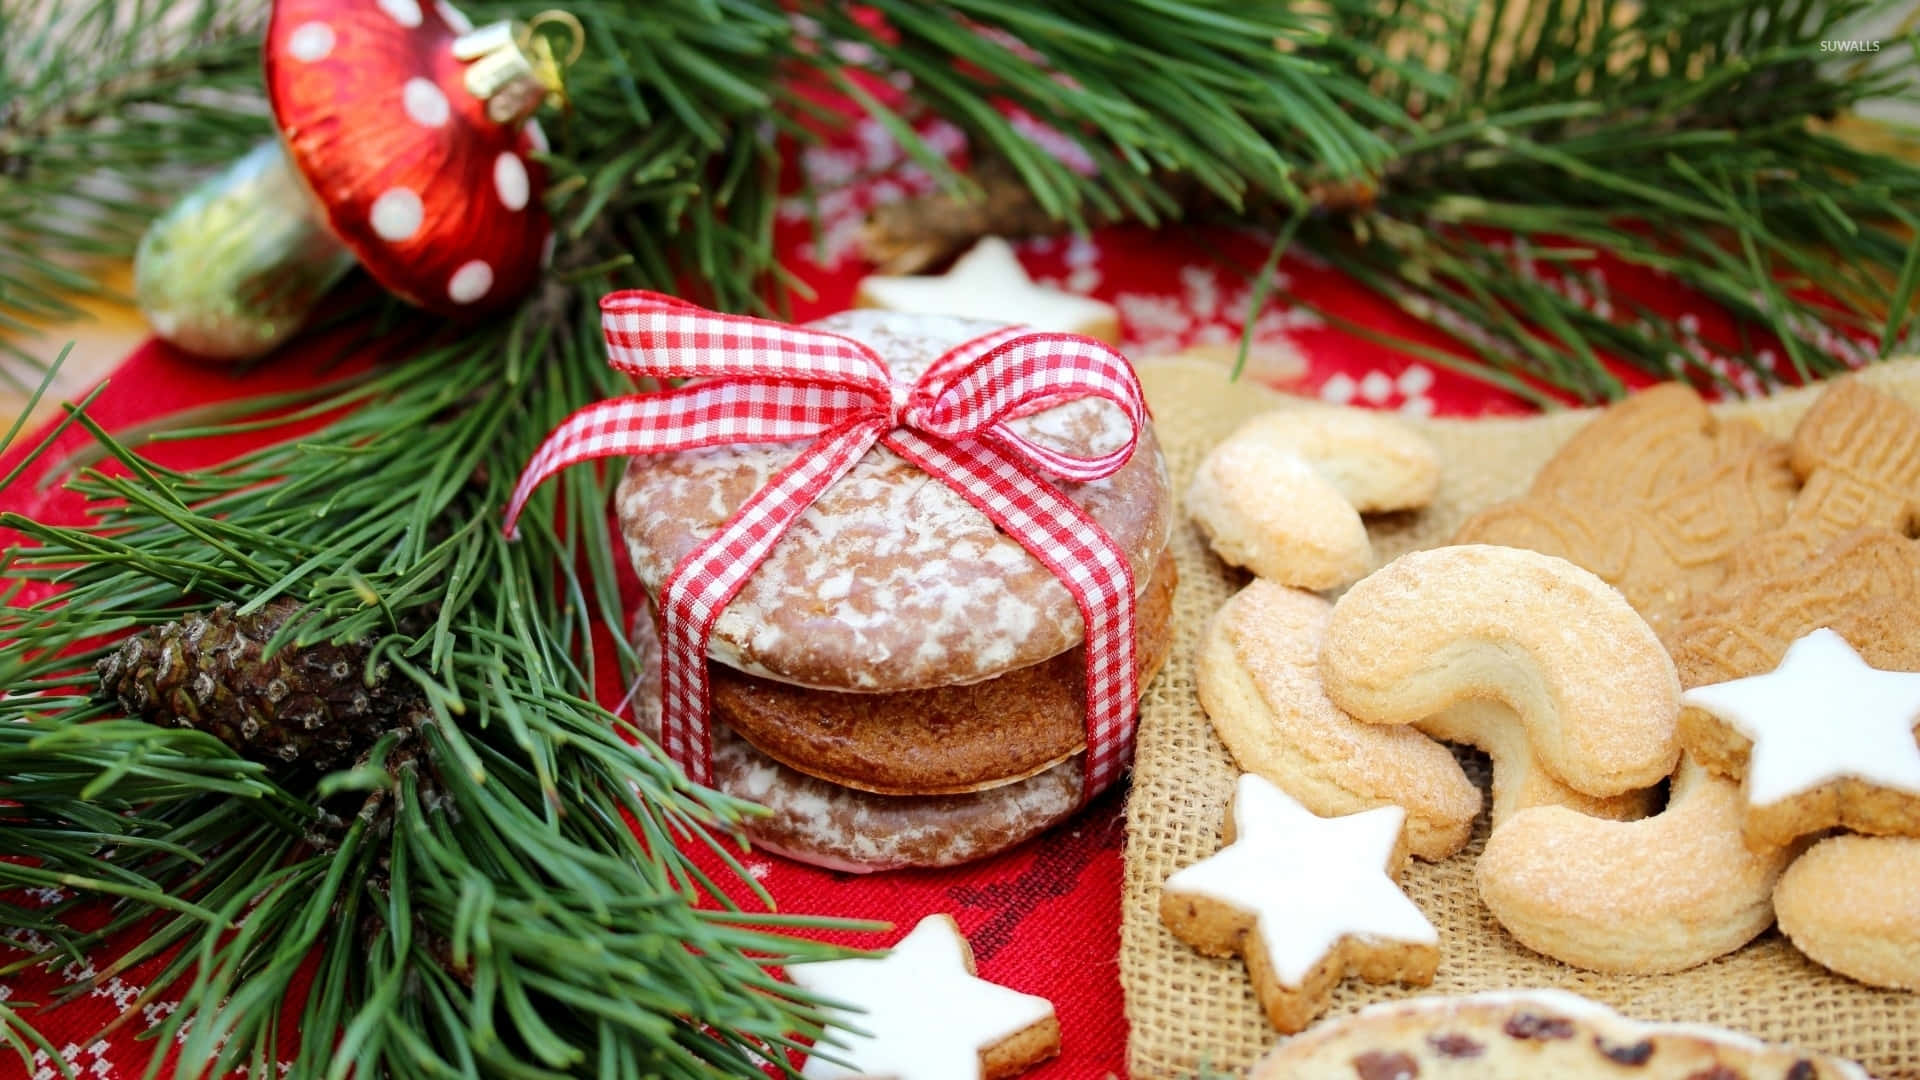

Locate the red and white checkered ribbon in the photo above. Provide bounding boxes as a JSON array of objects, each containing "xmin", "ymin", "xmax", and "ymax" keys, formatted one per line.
[{"xmin": 505, "ymin": 291, "xmax": 1147, "ymax": 795}]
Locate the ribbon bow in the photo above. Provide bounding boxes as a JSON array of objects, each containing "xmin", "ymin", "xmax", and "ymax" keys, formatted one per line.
[{"xmin": 505, "ymin": 291, "xmax": 1148, "ymax": 795}]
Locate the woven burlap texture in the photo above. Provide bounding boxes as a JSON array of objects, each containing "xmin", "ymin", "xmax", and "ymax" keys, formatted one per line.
[{"xmin": 1122, "ymin": 357, "xmax": 1920, "ymax": 1080}]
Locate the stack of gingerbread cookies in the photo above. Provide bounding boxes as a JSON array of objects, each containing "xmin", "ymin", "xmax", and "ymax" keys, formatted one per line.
[
  {"xmin": 1154, "ymin": 373, "xmax": 1920, "ymax": 1076},
  {"xmin": 617, "ymin": 307, "xmax": 1177, "ymax": 873}
]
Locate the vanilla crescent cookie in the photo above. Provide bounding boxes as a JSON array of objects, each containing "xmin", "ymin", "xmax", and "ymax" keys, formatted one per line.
[
  {"xmin": 786, "ymin": 913, "xmax": 1061, "ymax": 1080},
  {"xmin": 1248, "ymin": 989, "xmax": 1871, "ymax": 1079},
  {"xmin": 1195, "ymin": 580, "xmax": 1482, "ymax": 860},
  {"xmin": 1322, "ymin": 545, "xmax": 1681, "ymax": 799},
  {"xmin": 1774, "ymin": 833, "xmax": 1920, "ymax": 991},
  {"xmin": 1417, "ymin": 699, "xmax": 1657, "ymax": 828},
  {"xmin": 1680, "ymin": 627, "xmax": 1920, "ymax": 849},
  {"xmin": 1476, "ymin": 757, "xmax": 1793, "ymax": 974},
  {"xmin": 1160, "ymin": 774, "xmax": 1438, "ymax": 1033},
  {"xmin": 1186, "ymin": 409, "xmax": 1440, "ymax": 589}
]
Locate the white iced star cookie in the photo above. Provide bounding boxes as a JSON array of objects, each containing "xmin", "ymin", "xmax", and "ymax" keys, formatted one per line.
[
  {"xmin": 854, "ymin": 236, "xmax": 1121, "ymax": 344},
  {"xmin": 786, "ymin": 913, "xmax": 1061, "ymax": 1080},
  {"xmin": 1159, "ymin": 773, "xmax": 1439, "ymax": 1033},
  {"xmin": 1681, "ymin": 627, "xmax": 1920, "ymax": 849}
]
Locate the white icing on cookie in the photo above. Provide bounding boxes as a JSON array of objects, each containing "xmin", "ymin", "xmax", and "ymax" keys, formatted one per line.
[
  {"xmin": 617, "ymin": 308, "xmax": 1171, "ymax": 692},
  {"xmin": 788, "ymin": 914, "xmax": 1056, "ymax": 1080},
  {"xmin": 1681, "ymin": 627, "xmax": 1920, "ymax": 806},
  {"xmin": 857, "ymin": 236, "xmax": 1118, "ymax": 339},
  {"xmin": 1163, "ymin": 774, "xmax": 1437, "ymax": 986}
]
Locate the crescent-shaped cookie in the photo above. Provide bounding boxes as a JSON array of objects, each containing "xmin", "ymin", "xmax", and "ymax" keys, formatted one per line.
[
  {"xmin": 1186, "ymin": 409, "xmax": 1440, "ymax": 589},
  {"xmin": 1195, "ymin": 580, "xmax": 1482, "ymax": 860},
  {"xmin": 1476, "ymin": 757, "xmax": 1791, "ymax": 973},
  {"xmin": 1774, "ymin": 833, "xmax": 1920, "ymax": 990},
  {"xmin": 1321, "ymin": 545, "xmax": 1681, "ymax": 798}
]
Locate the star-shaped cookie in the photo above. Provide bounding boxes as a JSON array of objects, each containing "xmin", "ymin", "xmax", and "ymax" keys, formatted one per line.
[
  {"xmin": 1160, "ymin": 773, "xmax": 1439, "ymax": 1033},
  {"xmin": 854, "ymin": 236, "xmax": 1121, "ymax": 343},
  {"xmin": 786, "ymin": 913, "xmax": 1061, "ymax": 1080},
  {"xmin": 1681, "ymin": 627, "xmax": 1920, "ymax": 848}
]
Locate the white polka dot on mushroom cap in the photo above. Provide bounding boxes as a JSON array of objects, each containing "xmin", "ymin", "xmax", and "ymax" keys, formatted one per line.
[
  {"xmin": 449, "ymin": 261, "xmax": 493, "ymax": 304},
  {"xmin": 494, "ymin": 153, "xmax": 529, "ymax": 211},
  {"xmin": 435, "ymin": 0, "xmax": 474, "ymax": 32},
  {"xmin": 378, "ymin": 0, "xmax": 422, "ymax": 27},
  {"xmin": 287, "ymin": 22, "xmax": 334, "ymax": 61},
  {"xmin": 370, "ymin": 188, "xmax": 424, "ymax": 241},
  {"xmin": 403, "ymin": 78, "xmax": 450, "ymax": 127},
  {"xmin": 524, "ymin": 119, "xmax": 550, "ymax": 154}
]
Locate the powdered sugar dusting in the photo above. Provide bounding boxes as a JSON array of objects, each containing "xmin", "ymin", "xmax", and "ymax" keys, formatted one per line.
[{"xmin": 617, "ymin": 309, "xmax": 1171, "ymax": 691}]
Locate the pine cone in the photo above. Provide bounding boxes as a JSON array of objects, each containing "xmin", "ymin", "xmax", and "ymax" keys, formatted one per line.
[{"xmin": 95, "ymin": 600, "xmax": 418, "ymax": 771}]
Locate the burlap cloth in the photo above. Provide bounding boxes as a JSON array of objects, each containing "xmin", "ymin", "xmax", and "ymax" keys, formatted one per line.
[{"xmin": 1122, "ymin": 357, "xmax": 1920, "ymax": 1080}]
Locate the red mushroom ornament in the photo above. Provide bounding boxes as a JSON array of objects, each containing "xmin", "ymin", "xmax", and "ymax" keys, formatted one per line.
[{"xmin": 134, "ymin": 0, "xmax": 565, "ymax": 361}]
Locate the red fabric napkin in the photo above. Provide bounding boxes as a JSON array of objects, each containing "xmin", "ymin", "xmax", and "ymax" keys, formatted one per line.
[{"xmin": 0, "ymin": 113, "xmax": 1849, "ymax": 1079}]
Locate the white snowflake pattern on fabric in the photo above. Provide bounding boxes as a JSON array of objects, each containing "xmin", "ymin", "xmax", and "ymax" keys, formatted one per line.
[
  {"xmin": 1320, "ymin": 365, "xmax": 1437, "ymax": 417},
  {"xmin": 1113, "ymin": 264, "xmax": 1320, "ymax": 358},
  {"xmin": 777, "ymin": 118, "xmax": 967, "ymax": 270}
]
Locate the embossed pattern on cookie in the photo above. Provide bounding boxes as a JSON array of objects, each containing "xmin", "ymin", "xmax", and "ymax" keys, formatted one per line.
[
  {"xmin": 1668, "ymin": 527, "xmax": 1920, "ymax": 692},
  {"xmin": 1454, "ymin": 384, "xmax": 1794, "ymax": 637},
  {"xmin": 1727, "ymin": 377, "xmax": 1920, "ymax": 583}
]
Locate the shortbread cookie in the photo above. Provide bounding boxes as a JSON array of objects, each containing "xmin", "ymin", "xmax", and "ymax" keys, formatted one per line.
[
  {"xmin": 1248, "ymin": 989, "xmax": 1871, "ymax": 1079},
  {"xmin": 1775, "ymin": 833, "xmax": 1920, "ymax": 990},
  {"xmin": 1476, "ymin": 757, "xmax": 1792, "ymax": 973},
  {"xmin": 1160, "ymin": 774, "xmax": 1439, "ymax": 1033},
  {"xmin": 1321, "ymin": 545, "xmax": 1681, "ymax": 799},
  {"xmin": 854, "ymin": 236, "xmax": 1121, "ymax": 344},
  {"xmin": 787, "ymin": 913, "xmax": 1061, "ymax": 1080},
  {"xmin": 1195, "ymin": 580, "xmax": 1482, "ymax": 860},
  {"xmin": 1680, "ymin": 627, "xmax": 1920, "ymax": 849},
  {"xmin": 1186, "ymin": 408, "xmax": 1440, "ymax": 589},
  {"xmin": 1725, "ymin": 376, "xmax": 1920, "ymax": 583},
  {"xmin": 1454, "ymin": 384, "xmax": 1794, "ymax": 637}
]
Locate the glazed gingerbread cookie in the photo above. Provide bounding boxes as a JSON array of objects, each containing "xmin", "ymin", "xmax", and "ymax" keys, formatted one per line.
[
  {"xmin": 1321, "ymin": 545, "xmax": 1681, "ymax": 805},
  {"xmin": 1195, "ymin": 580, "xmax": 1482, "ymax": 860},
  {"xmin": 1187, "ymin": 408, "xmax": 1440, "ymax": 589},
  {"xmin": 1475, "ymin": 756, "xmax": 1793, "ymax": 974},
  {"xmin": 1454, "ymin": 383, "xmax": 1794, "ymax": 637},
  {"xmin": 787, "ymin": 913, "xmax": 1061, "ymax": 1079},
  {"xmin": 1160, "ymin": 774, "xmax": 1439, "ymax": 1033},
  {"xmin": 1774, "ymin": 833, "xmax": 1920, "ymax": 991},
  {"xmin": 1680, "ymin": 627, "xmax": 1920, "ymax": 849},
  {"xmin": 1247, "ymin": 990, "xmax": 1871, "ymax": 1079}
]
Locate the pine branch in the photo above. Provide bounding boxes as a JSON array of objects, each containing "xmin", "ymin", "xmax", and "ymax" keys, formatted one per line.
[
  {"xmin": 0, "ymin": 288, "xmax": 874, "ymax": 1078},
  {"xmin": 854, "ymin": 0, "xmax": 1920, "ymax": 400},
  {"xmin": 0, "ymin": 0, "xmax": 269, "ymax": 369},
  {"xmin": 4, "ymin": 2, "xmax": 1919, "ymax": 1075}
]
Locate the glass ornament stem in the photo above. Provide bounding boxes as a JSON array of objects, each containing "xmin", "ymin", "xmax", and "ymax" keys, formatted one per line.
[{"xmin": 134, "ymin": 140, "xmax": 356, "ymax": 361}]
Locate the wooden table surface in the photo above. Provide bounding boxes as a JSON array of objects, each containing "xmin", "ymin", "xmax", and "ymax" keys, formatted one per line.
[{"xmin": 2, "ymin": 263, "xmax": 151, "ymax": 448}]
